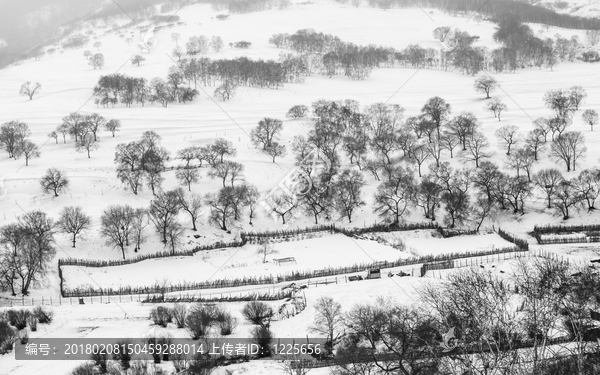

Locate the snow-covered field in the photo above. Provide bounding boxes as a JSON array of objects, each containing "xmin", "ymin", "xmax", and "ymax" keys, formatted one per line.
[{"xmin": 1, "ymin": 0, "xmax": 600, "ymax": 374}]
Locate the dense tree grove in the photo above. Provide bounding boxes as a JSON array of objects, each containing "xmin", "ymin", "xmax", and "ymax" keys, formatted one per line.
[
  {"xmin": 0, "ymin": 211, "xmax": 56, "ymax": 296},
  {"xmin": 93, "ymin": 73, "xmax": 198, "ymax": 108}
]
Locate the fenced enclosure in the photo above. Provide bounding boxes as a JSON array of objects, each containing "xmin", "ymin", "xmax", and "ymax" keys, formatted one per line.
[{"xmin": 532, "ymin": 223, "xmax": 600, "ymax": 245}]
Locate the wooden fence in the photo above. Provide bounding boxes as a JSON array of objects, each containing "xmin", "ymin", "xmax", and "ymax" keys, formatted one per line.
[{"xmin": 60, "ymin": 246, "xmax": 524, "ymax": 297}]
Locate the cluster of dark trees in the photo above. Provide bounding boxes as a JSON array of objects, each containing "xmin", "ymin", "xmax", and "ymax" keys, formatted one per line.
[
  {"xmin": 365, "ymin": 0, "xmax": 600, "ymax": 30},
  {"xmin": 175, "ymin": 56, "xmax": 297, "ymax": 90},
  {"xmin": 196, "ymin": 0, "xmax": 276, "ymax": 13},
  {"xmin": 174, "ymin": 139, "xmax": 260, "ymax": 232},
  {"xmin": 83, "ymin": 49, "xmax": 105, "ymax": 70},
  {"xmin": 184, "ymin": 35, "xmax": 224, "ymax": 55},
  {"xmin": 0, "ymin": 121, "xmax": 40, "ymax": 166},
  {"xmin": 279, "ymin": 87, "xmax": 592, "ymax": 229},
  {"xmin": 323, "ymin": 257, "xmax": 600, "ymax": 375},
  {"xmin": 48, "ymin": 112, "xmax": 121, "ymax": 158},
  {"xmin": 114, "ymin": 131, "xmax": 171, "ymax": 196},
  {"xmin": 269, "ymin": 25, "xmax": 556, "ymax": 79},
  {"xmin": 93, "ymin": 73, "xmax": 199, "ymax": 108},
  {"xmin": 270, "ymin": 29, "xmax": 398, "ymax": 80}
]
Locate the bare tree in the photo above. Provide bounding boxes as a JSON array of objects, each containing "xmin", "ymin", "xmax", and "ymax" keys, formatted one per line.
[
  {"xmin": 533, "ymin": 117, "xmax": 551, "ymax": 142},
  {"xmin": 85, "ymin": 113, "xmax": 105, "ymax": 141},
  {"xmin": 549, "ymin": 131, "xmax": 586, "ymax": 172},
  {"xmin": 447, "ymin": 112, "xmax": 480, "ymax": 151},
  {"xmin": 582, "ymin": 109, "xmax": 598, "ymax": 131},
  {"xmin": 18, "ymin": 140, "xmax": 40, "ymax": 166},
  {"xmin": 495, "ymin": 124, "xmax": 521, "ymax": 155},
  {"xmin": 543, "ymin": 89, "xmax": 577, "ymax": 119},
  {"xmin": 373, "ymin": 168, "xmax": 415, "ymax": 224},
  {"xmin": 525, "ymin": 128, "xmax": 547, "ymax": 161},
  {"xmin": 506, "ymin": 147, "xmax": 536, "ymax": 181},
  {"xmin": 208, "ymin": 160, "xmax": 244, "ymax": 187},
  {"xmin": 171, "ymin": 32, "xmax": 180, "ymax": 46},
  {"xmin": 165, "ymin": 221, "xmax": 184, "ymax": 254},
  {"xmin": 251, "ymin": 118, "xmax": 283, "ymax": 150},
  {"xmin": 131, "ymin": 55, "xmax": 145, "ymax": 66},
  {"xmin": 552, "ymin": 180, "xmax": 581, "ymax": 219},
  {"xmin": 420, "ymin": 96, "xmax": 451, "ymax": 139},
  {"xmin": 415, "ymin": 177, "xmax": 442, "ymax": 220},
  {"xmin": 310, "ymin": 296, "xmax": 344, "ymax": 351},
  {"xmin": 573, "ymin": 168, "xmax": 600, "ymax": 211},
  {"xmin": 56, "ymin": 124, "xmax": 69, "ymax": 144},
  {"xmin": 462, "ymin": 131, "xmax": 492, "ymax": 168},
  {"xmin": 0, "ymin": 120, "xmax": 30, "ymax": 158},
  {"xmin": 473, "ymin": 75, "xmax": 499, "ymax": 99},
  {"xmin": 210, "ymin": 36, "xmax": 224, "ymax": 52},
  {"xmin": 410, "ymin": 144, "xmax": 430, "ymax": 177},
  {"xmin": 176, "ymin": 167, "xmax": 200, "ymax": 191},
  {"xmin": 39, "ymin": 168, "xmax": 69, "ymax": 196},
  {"xmin": 214, "ymin": 80, "xmax": 237, "ymax": 101},
  {"xmin": 48, "ymin": 131, "xmax": 58, "ymax": 144},
  {"xmin": 211, "ymin": 138, "xmax": 236, "ymax": 163},
  {"xmin": 149, "ymin": 190, "xmax": 181, "ymax": 244},
  {"xmin": 484, "ymin": 97, "xmax": 507, "ymax": 121},
  {"xmin": 100, "ymin": 205, "xmax": 134, "ymax": 259},
  {"xmin": 471, "ymin": 193, "xmax": 496, "ymax": 232},
  {"xmin": 57, "ymin": 206, "xmax": 91, "ymax": 248},
  {"xmin": 370, "ymin": 130, "xmax": 397, "ymax": 164},
  {"xmin": 264, "ymin": 142, "xmax": 286, "ymax": 163},
  {"xmin": 176, "ymin": 188, "xmax": 202, "ymax": 231},
  {"xmin": 333, "ymin": 170, "xmax": 365, "ymax": 223},
  {"xmin": 533, "ymin": 168, "xmax": 564, "ymax": 209},
  {"xmin": 130, "ymin": 208, "xmax": 149, "ymax": 252},
  {"xmin": 266, "ymin": 191, "xmax": 298, "ymax": 225},
  {"xmin": 439, "ymin": 131, "xmax": 459, "ymax": 158},
  {"xmin": 117, "ymin": 168, "xmax": 143, "ymax": 195},
  {"xmin": 205, "ymin": 187, "xmax": 237, "ymax": 231},
  {"xmin": 104, "ymin": 119, "xmax": 121, "ymax": 137},
  {"xmin": 19, "ymin": 82, "xmax": 41, "ymax": 100},
  {"xmin": 88, "ymin": 53, "xmax": 105, "ymax": 69},
  {"xmin": 76, "ymin": 133, "xmax": 98, "ymax": 158},
  {"xmin": 505, "ymin": 176, "xmax": 532, "ymax": 214},
  {"xmin": 569, "ymin": 85, "xmax": 587, "ymax": 110},
  {"xmin": 420, "ymin": 269, "xmax": 521, "ymax": 375}
]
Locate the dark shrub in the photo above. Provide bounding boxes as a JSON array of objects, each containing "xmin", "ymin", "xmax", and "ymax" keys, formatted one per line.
[
  {"xmin": 32, "ymin": 306, "xmax": 54, "ymax": 324},
  {"xmin": 7, "ymin": 309, "xmax": 30, "ymax": 330},
  {"xmin": 112, "ymin": 339, "xmax": 133, "ymax": 370},
  {"xmin": 0, "ymin": 321, "xmax": 17, "ymax": 354},
  {"xmin": 286, "ymin": 105, "xmax": 309, "ymax": 118},
  {"xmin": 27, "ymin": 316, "xmax": 37, "ymax": 332},
  {"xmin": 241, "ymin": 301, "xmax": 273, "ymax": 327},
  {"xmin": 185, "ymin": 304, "xmax": 219, "ymax": 340},
  {"xmin": 172, "ymin": 303, "xmax": 187, "ymax": 328},
  {"xmin": 215, "ymin": 310, "xmax": 237, "ymax": 336},
  {"xmin": 69, "ymin": 363, "xmax": 97, "ymax": 375},
  {"xmin": 90, "ymin": 349, "xmax": 108, "ymax": 373},
  {"xmin": 149, "ymin": 306, "xmax": 172, "ymax": 327},
  {"xmin": 251, "ymin": 326, "xmax": 273, "ymax": 358}
]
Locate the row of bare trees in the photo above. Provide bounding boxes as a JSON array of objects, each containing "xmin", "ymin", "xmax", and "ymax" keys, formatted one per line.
[
  {"xmin": 319, "ymin": 258, "xmax": 600, "ymax": 375},
  {"xmin": 48, "ymin": 112, "xmax": 122, "ymax": 158}
]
